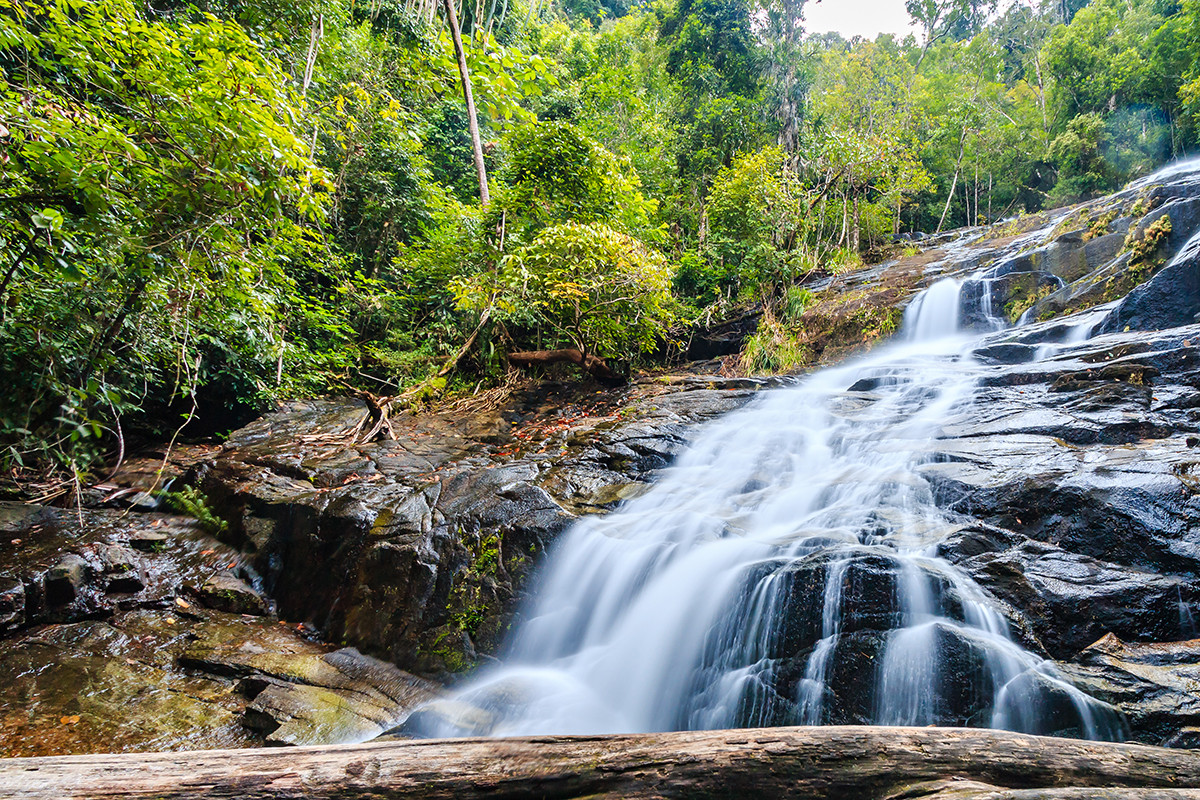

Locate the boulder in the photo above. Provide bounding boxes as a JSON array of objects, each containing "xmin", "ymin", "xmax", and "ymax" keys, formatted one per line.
[
  {"xmin": 1057, "ymin": 633, "xmax": 1200, "ymax": 746},
  {"xmin": 195, "ymin": 574, "xmax": 270, "ymax": 616},
  {"xmin": 1101, "ymin": 227, "xmax": 1200, "ymax": 334}
]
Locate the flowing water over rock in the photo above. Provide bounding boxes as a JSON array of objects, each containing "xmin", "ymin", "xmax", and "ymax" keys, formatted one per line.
[
  {"xmin": 13, "ymin": 163, "xmax": 1200, "ymax": 756},
  {"xmin": 409, "ymin": 253, "xmax": 1160, "ymax": 740}
]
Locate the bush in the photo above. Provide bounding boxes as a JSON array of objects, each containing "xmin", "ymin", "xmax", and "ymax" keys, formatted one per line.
[{"xmin": 455, "ymin": 222, "xmax": 676, "ymax": 359}]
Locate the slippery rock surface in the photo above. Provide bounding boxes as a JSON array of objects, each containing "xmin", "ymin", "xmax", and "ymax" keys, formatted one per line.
[
  {"xmin": 906, "ymin": 320, "xmax": 1200, "ymax": 745},
  {"xmin": 7, "ymin": 163, "xmax": 1200, "ymax": 758},
  {"xmin": 195, "ymin": 378, "xmax": 765, "ymax": 679},
  {"xmin": 0, "ymin": 505, "xmax": 436, "ymax": 757},
  {"xmin": 1057, "ymin": 634, "xmax": 1200, "ymax": 747}
]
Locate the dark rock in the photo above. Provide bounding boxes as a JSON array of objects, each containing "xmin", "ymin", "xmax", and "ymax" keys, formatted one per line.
[
  {"xmin": 196, "ymin": 574, "xmax": 269, "ymax": 616},
  {"xmin": 129, "ymin": 532, "xmax": 169, "ymax": 552},
  {"xmin": 971, "ymin": 343, "xmax": 1038, "ymax": 365},
  {"xmin": 0, "ymin": 577, "xmax": 23, "ymax": 630},
  {"xmin": 684, "ymin": 312, "xmax": 761, "ymax": 360},
  {"xmin": 1056, "ymin": 633, "xmax": 1200, "ymax": 746},
  {"xmin": 45, "ymin": 554, "xmax": 89, "ymax": 606},
  {"xmin": 194, "ymin": 381, "xmax": 757, "ymax": 678},
  {"xmin": 946, "ymin": 536, "xmax": 1198, "ymax": 658},
  {"xmin": 1100, "ymin": 222, "xmax": 1200, "ymax": 334},
  {"xmin": 100, "ymin": 545, "xmax": 145, "ymax": 594}
]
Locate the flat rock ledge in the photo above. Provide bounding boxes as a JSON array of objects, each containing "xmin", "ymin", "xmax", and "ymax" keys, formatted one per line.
[{"xmin": 5, "ymin": 726, "xmax": 1200, "ymax": 800}]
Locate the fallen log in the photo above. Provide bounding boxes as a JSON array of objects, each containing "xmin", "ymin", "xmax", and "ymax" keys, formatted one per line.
[
  {"xmin": 508, "ymin": 348, "xmax": 623, "ymax": 383},
  {"xmin": 4, "ymin": 726, "xmax": 1200, "ymax": 800}
]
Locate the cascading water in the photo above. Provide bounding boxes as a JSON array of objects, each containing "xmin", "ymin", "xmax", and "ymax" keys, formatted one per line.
[{"xmin": 411, "ymin": 265, "xmax": 1130, "ymax": 741}]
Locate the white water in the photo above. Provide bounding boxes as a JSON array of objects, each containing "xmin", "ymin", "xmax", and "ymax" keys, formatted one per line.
[{"xmin": 413, "ymin": 275, "xmax": 1130, "ymax": 740}]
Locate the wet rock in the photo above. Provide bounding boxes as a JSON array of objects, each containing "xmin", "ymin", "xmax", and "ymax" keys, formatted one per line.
[
  {"xmin": 243, "ymin": 648, "xmax": 439, "ymax": 746},
  {"xmin": 45, "ymin": 554, "xmax": 89, "ymax": 606},
  {"xmin": 100, "ymin": 545, "xmax": 145, "ymax": 594},
  {"xmin": 179, "ymin": 619, "xmax": 438, "ymax": 745},
  {"xmin": 1056, "ymin": 633, "xmax": 1200, "ymax": 746},
  {"xmin": 0, "ymin": 577, "xmax": 23, "ymax": 629},
  {"xmin": 0, "ymin": 612, "xmax": 254, "ymax": 757},
  {"xmin": 1101, "ymin": 227, "xmax": 1200, "ymax": 334},
  {"xmin": 0, "ymin": 504, "xmax": 257, "ymax": 632},
  {"xmin": 0, "ymin": 593, "xmax": 439, "ymax": 758},
  {"xmin": 941, "ymin": 533, "xmax": 1199, "ymax": 658},
  {"xmin": 971, "ymin": 343, "xmax": 1039, "ymax": 365},
  {"xmin": 196, "ymin": 574, "xmax": 269, "ymax": 616},
  {"xmin": 195, "ymin": 380, "xmax": 757, "ymax": 678},
  {"xmin": 128, "ymin": 532, "xmax": 169, "ymax": 552},
  {"xmin": 396, "ymin": 698, "xmax": 496, "ymax": 738}
]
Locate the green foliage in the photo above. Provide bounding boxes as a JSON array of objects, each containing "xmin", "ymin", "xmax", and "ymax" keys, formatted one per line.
[
  {"xmin": 1047, "ymin": 113, "xmax": 1115, "ymax": 203},
  {"xmin": 0, "ymin": 0, "xmax": 331, "ymax": 470},
  {"xmin": 1125, "ymin": 214, "xmax": 1174, "ymax": 266},
  {"xmin": 165, "ymin": 486, "xmax": 230, "ymax": 536},
  {"xmin": 702, "ymin": 146, "xmax": 805, "ymax": 299},
  {"xmin": 455, "ymin": 221, "xmax": 675, "ymax": 358},
  {"xmin": 2, "ymin": 0, "xmax": 1198, "ymax": 477},
  {"xmin": 741, "ymin": 309, "xmax": 810, "ymax": 374},
  {"xmin": 496, "ymin": 120, "xmax": 656, "ymax": 242}
]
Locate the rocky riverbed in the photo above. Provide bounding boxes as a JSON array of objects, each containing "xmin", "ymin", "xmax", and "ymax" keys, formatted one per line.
[{"xmin": 5, "ymin": 161, "xmax": 1200, "ymax": 756}]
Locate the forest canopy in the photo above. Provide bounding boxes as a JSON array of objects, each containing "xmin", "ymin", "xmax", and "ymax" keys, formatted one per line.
[{"xmin": 1, "ymin": 0, "xmax": 1198, "ymax": 480}]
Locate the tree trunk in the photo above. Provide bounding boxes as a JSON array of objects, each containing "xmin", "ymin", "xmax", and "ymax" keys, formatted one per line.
[
  {"xmin": 443, "ymin": 0, "xmax": 489, "ymax": 206},
  {"xmin": 851, "ymin": 194, "xmax": 861, "ymax": 253},
  {"xmin": 937, "ymin": 134, "xmax": 966, "ymax": 234},
  {"xmin": 509, "ymin": 348, "xmax": 622, "ymax": 383},
  {"xmin": 6, "ymin": 727, "xmax": 1200, "ymax": 800},
  {"xmin": 0, "ymin": 239, "xmax": 34, "ymax": 304}
]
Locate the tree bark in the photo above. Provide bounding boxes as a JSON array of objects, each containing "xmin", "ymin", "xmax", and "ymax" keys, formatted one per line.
[
  {"xmin": 443, "ymin": 0, "xmax": 489, "ymax": 207},
  {"xmin": 508, "ymin": 348, "xmax": 622, "ymax": 382},
  {"xmin": 937, "ymin": 133, "xmax": 966, "ymax": 234},
  {"xmin": 5, "ymin": 726, "xmax": 1200, "ymax": 800}
]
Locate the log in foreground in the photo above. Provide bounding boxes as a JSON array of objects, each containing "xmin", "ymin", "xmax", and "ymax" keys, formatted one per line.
[{"xmin": 4, "ymin": 726, "xmax": 1200, "ymax": 800}]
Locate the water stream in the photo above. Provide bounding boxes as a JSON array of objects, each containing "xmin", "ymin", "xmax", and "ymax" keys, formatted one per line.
[{"xmin": 413, "ymin": 262, "xmax": 1131, "ymax": 741}]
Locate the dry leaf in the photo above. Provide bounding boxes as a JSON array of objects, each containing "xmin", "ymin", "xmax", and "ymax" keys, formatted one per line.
[{"xmin": 175, "ymin": 598, "xmax": 191, "ymax": 609}]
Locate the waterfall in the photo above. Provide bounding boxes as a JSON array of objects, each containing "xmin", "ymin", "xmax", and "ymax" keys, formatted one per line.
[{"xmin": 410, "ymin": 273, "xmax": 1126, "ymax": 740}]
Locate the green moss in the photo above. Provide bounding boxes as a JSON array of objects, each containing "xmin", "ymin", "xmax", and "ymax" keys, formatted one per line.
[
  {"xmin": 1124, "ymin": 214, "xmax": 1172, "ymax": 266},
  {"xmin": 430, "ymin": 630, "xmax": 468, "ymax": 673},
  {"xmin": 369, "ymin": 508, "xmax": 394, "ymax": 537},
  {"xmin": 1101, "ymin": 214, "xmax": 1173, "ymax": 303},
  {"xmin": 475, "ymin": 534, "xmax": 501, "ymax": 575},
  {"xmin": 1005, "ymin": 282, "xmax": 1056, "ymax": 324},
  {"xmin": 1084, "ymin": 210, "xmax": 1118, "ymax": 241},
  {"xmin": 436, "ymin": 531, "xmax": 507, "ymax": 665}
]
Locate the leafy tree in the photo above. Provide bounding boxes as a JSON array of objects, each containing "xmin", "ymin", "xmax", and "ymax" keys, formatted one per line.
[
  {"xmin": 808, "ymin": 41, "xmax": 930, "ymax": 243},
  {"xmin": 702, "ymin": 146, "xmax": 805, "ymax": 299},
  {"xmin": 0, "ymin": 0, "xmax": 330, "ymax": 468},
  {"xmin": 1047, "ymin": 112, "xmax": 1115, "ymax": 202},
  {"xmin": 454, "ymin": 222, "xmax": 675, "ymax": 365},
  {"xmin": 907, "ymin": 0, "xmax": 997, "ymax": 67},
  {"xmin": 658, "ymin": 0, "xmax": 774, "ymax": 225},
  {"xmin": 494, "ymin": 120, "xmax": 656, "ymax": 243}
]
